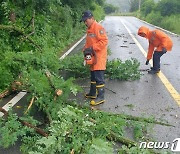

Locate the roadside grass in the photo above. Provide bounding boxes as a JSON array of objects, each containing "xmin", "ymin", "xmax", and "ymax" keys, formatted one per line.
[{"xmin": 116, "ymin": 12, "xmax": 180, "ymax": 35}]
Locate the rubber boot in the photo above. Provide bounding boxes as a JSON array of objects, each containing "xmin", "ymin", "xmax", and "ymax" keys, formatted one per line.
[
  {"xmin": 90, "ymin": 84, "xmax": 105, "ymax": 106},
  {"xmin": 150, "ymin": 67, "xmax": 160, "ymax": 71},
  {"xmin": 148, "ymin": 67, "xmax": 160, "ymax": 74},
  {"xmin": 85, "ymin": 82, "xmax": 97, "ymax": 99}
]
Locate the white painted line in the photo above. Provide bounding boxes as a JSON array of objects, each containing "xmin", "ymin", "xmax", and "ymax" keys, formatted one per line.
[
  {"xmin": 138, "ymin": 18, "xmax": 179, "ymax": 37},
  {"xmin": 0, "ymin": 91, "xmax": 27, "ymax": 117},
  {"xmin": 59, "ymin": 35, "xmax": 86, "ymax": 60}
]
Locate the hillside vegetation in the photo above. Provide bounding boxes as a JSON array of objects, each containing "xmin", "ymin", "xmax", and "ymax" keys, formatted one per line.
[
  {"xmin": 0, "ymin": 0, "xmax": 105, "ymax": 92},
  {"xmin": 130, "ymin": 0, "xmax": 180, "ymax": 34},
  {"xmin": 106, "ymin": 0, "xmax": 180, "ymax": 34}
]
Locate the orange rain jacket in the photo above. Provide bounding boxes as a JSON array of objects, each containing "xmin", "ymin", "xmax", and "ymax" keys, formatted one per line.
[
  {"xmin": 84, "ymin": 20, "xmax": 108, "ymax": 71},
  {"xmin": 138, "ymin": 26, "xmax": 173, "ymax": 60}
]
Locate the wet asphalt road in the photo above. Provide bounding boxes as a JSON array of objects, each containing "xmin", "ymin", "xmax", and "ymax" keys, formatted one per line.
[
  {"xmin": 73, "ymin": 16, "xmax": 180, "ymax": 151},
  {"xmin": 99, "ymin": 16, "xmax": 180, "ymax": 145},
  {"xmin": 1, "ymin": 16, "xmax": 180, "ymax": 153},
  {"xmin": 69, "ymin": 16, "xmax": 180, "ymax": 152}
]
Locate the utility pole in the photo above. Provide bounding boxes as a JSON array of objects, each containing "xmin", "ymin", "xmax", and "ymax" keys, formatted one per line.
[{"xmin": 139, "ymin": 0, "xmax": 141, "ymax": 11}]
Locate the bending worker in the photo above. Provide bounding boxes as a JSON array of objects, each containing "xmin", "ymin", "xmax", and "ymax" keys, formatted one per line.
[
  {"xmin": 138, "ymin": 26, "xmax": 173, "ymax": 74},
  {"xmin": 80, "ymin": 10, "xmax": 108, "ymax": 105}
]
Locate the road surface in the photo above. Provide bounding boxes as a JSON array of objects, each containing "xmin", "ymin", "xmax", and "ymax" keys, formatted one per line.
[
  {"xmin": 99, "ymin": 16, "xmax": 180, "ymax": 145},
  {"xmin": 68, "ymin": 16, "xmax": 180, "ymax": 152}
]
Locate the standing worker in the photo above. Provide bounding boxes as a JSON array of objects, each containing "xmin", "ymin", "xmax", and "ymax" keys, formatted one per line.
[
  {"xmin": 80, "ymin": 10, "xmax": 108, "ymax": 105},
  {"xmin": 138, "ymin": 26, "xmax": 173, "ymax": 74}
]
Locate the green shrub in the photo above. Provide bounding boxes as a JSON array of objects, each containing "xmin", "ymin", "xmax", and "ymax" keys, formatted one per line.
[
  {"xmin": 160, "ymin": 15, "xmax": 180, "ymax": 34},
  {"xmin": 156, "ymin": 0, "xmax": 180, "ymax": 16},
  {"xmin": 141, "ymin": 0, "xmax": 155, "ymax": 17},
  {"xmin": 92, "ymin": 3, "xmax": 105, "ymax": 21},
  {"xmin": 104, "ymin": 3, "xmax": 118, "ymax": 14},
  {"xmin": 59, "ymin": 54, "xmax": 141, "ymax": 81},
  {"xmin": 106, "ymin": 58, "xmax": 141, "ymax": 81},
  {"xmin": 145, "ymin": 11, "xmax": 163, "ymax": 26}
]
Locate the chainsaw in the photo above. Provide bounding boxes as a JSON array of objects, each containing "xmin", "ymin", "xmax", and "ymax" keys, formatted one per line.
[{"xmin": 84, "ymin": 47, "xmax": 97, "ymax": 65}]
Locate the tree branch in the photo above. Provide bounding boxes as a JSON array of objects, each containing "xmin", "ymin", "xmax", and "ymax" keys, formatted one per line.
[
  {"xmin": 0, "ymin": 107, "xmax": 48, "ymax": 137},
  {"xmin": 0, "ymin": 24, "xmax": 42, "ymax": 51}
]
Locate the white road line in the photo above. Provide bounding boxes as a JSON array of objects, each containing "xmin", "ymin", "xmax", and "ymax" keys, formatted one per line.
[
  {"xmin": 0, "ymin": 92, "xmax": 27, "ymax": 117},
  {"xmin": 121, "ymin": 20, "xmax": 180, "ymax": 106},
  {"xmin": 59, "ymin": 35, "xmax": 86, "ymax": 60}
]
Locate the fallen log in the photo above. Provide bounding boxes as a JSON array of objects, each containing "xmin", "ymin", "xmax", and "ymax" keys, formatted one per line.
[
  {"xmin": 0, "ymin": 90, "xmax": 10, "ymax": 99},
  {"xmin": 0, "ymin": 107, "xmax": 8, "ymax": 116},
  {"xmin": 18, "ymin": 119, "xmax": 48, "ymax": 137},
  {"xmin": 107, "ymin": 131, "xmax": 136, "ymax": 147},
  {"xmin": 0, "ymin": 107, "xmax": 48, "ymax": 137},
  {"xmin": 0, "ymin": 81, "xmax": 22, "ymax": 99},
  {"xmin": 69, "ymin": 102, "xmax": 174, "ymax": 127},
  {"xmin": 114, "ymin": 114, "xmax": 174, "ymax": 127},
  {"xmin": 107, "ymin": 131, "xmax": 158, "ymax": 154}
]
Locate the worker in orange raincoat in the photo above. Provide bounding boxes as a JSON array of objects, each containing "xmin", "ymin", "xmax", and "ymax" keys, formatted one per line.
[
  {"xmin": 138, "ymin": 26, "xmax": 173, "ymax": 74},
  {"xmin": 80, "ymin": 10, "xmax": 108, "ymax": 105}
]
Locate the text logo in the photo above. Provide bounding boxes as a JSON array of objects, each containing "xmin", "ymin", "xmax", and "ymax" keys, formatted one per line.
[
  {"xmin": 171, "ymin": 138, "xmax": 180, "ymax": 152},
  {"xmin": 139, "ymin": 142, "xmax": 170, "ymax": 149},
  {"xmin": 139, "ymin": 138, "xmax": 180, "ymax": 152}
]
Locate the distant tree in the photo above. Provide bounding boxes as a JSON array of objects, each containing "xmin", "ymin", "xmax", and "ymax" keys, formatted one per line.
[
  {"xmin": 129, "ymin": 0, "xmax": 145, "ymax": 12},
  {"xmin": 129, "ymin": 0, "xmax": 139, "ymax": 12},
  {"xmin": 156, "ymin": 0, "xmax": 180, "ymax": 16},
  {"xmin": 95, "ymin": 0, "xmax": 105, "ymax": 6},
  {"xmin": 141, "ymin": 0, "xmax": 155, "ymax": 16},
  {"xmin": 104, "ymin": 3, "xmax": 118, "ymax": 14},
  {"xmin": 61, "ymin": 0, "xmax": 94, "ymax": 9}
]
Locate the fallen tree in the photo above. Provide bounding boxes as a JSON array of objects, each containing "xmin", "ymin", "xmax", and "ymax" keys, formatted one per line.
[{"xmin": 0, "ymin": 107, "xmax": 48, "ymax": 137}]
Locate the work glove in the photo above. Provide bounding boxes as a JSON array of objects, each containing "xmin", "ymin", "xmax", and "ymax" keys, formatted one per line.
[
  {"xmin": 162, "ymin": 47, "xmax": 167, "ymax": 54},
  {"xmin": 84, "ymin": 47, "xmax": 94, "ymax": 57},
  {"xmin": 145, "ymin": 60, "xmax": 149, "ymax": 65}
]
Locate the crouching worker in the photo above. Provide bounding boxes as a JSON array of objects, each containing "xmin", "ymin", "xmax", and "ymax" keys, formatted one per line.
[
  {"xmin": 80, "ymin": 10, "xmax": 108, "ymax": 105},
  {"xmin": 138, "ymin": 26, "xmax": 173, "ymax": 74}
]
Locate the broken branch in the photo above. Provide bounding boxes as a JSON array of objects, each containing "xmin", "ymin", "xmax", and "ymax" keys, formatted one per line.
[
  {"xmin": 0, "ymin": 107, "xmax": 8, "ymax": 116},
  {"xmin": 19, "ymin": 119, "xmax": 48, "ymax": 137},
  {"xmin": 107, "ymin": 131, "xmax": 136, "ymax": 147},
  {"xmin": 0, "ymin": 107, "xmax": 48, "ymax": 137},
  {"xmin": 0, "ymin": 90, "xmax": 10, "ymax": 99},
  {"xmin": 113, "ymin": 114, "xmax": 175, "ymax": 127},
  {"xmin": 107, "ymin": 131, "xmax": 158, "ymax": 154},
  {"xmin": 24, "ymin": 96, "xmax": 35, "ymax": 114},
  {"xmin": 0, "ymin": 24, "xmax": 42, "ymax": 51},
  {"xmin": 45, "ymin": 71, "xmax": 63, "ymax": 98}
]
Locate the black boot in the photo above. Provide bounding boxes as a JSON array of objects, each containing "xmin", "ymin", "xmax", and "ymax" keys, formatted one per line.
[
  {"xmin": 150, "ymin": 67, "xmax": 160, "ymax": 71},
  {"xmin": 148, "ymin": 68, "xmax": 160, "ymax": 74},
  {"xmin": 90, "ymin": 84, "xmax": 105, "ymax": 106},
  {"xmin": 85, "ymin": 82, "xmax": 97, "ymax": 99}
]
